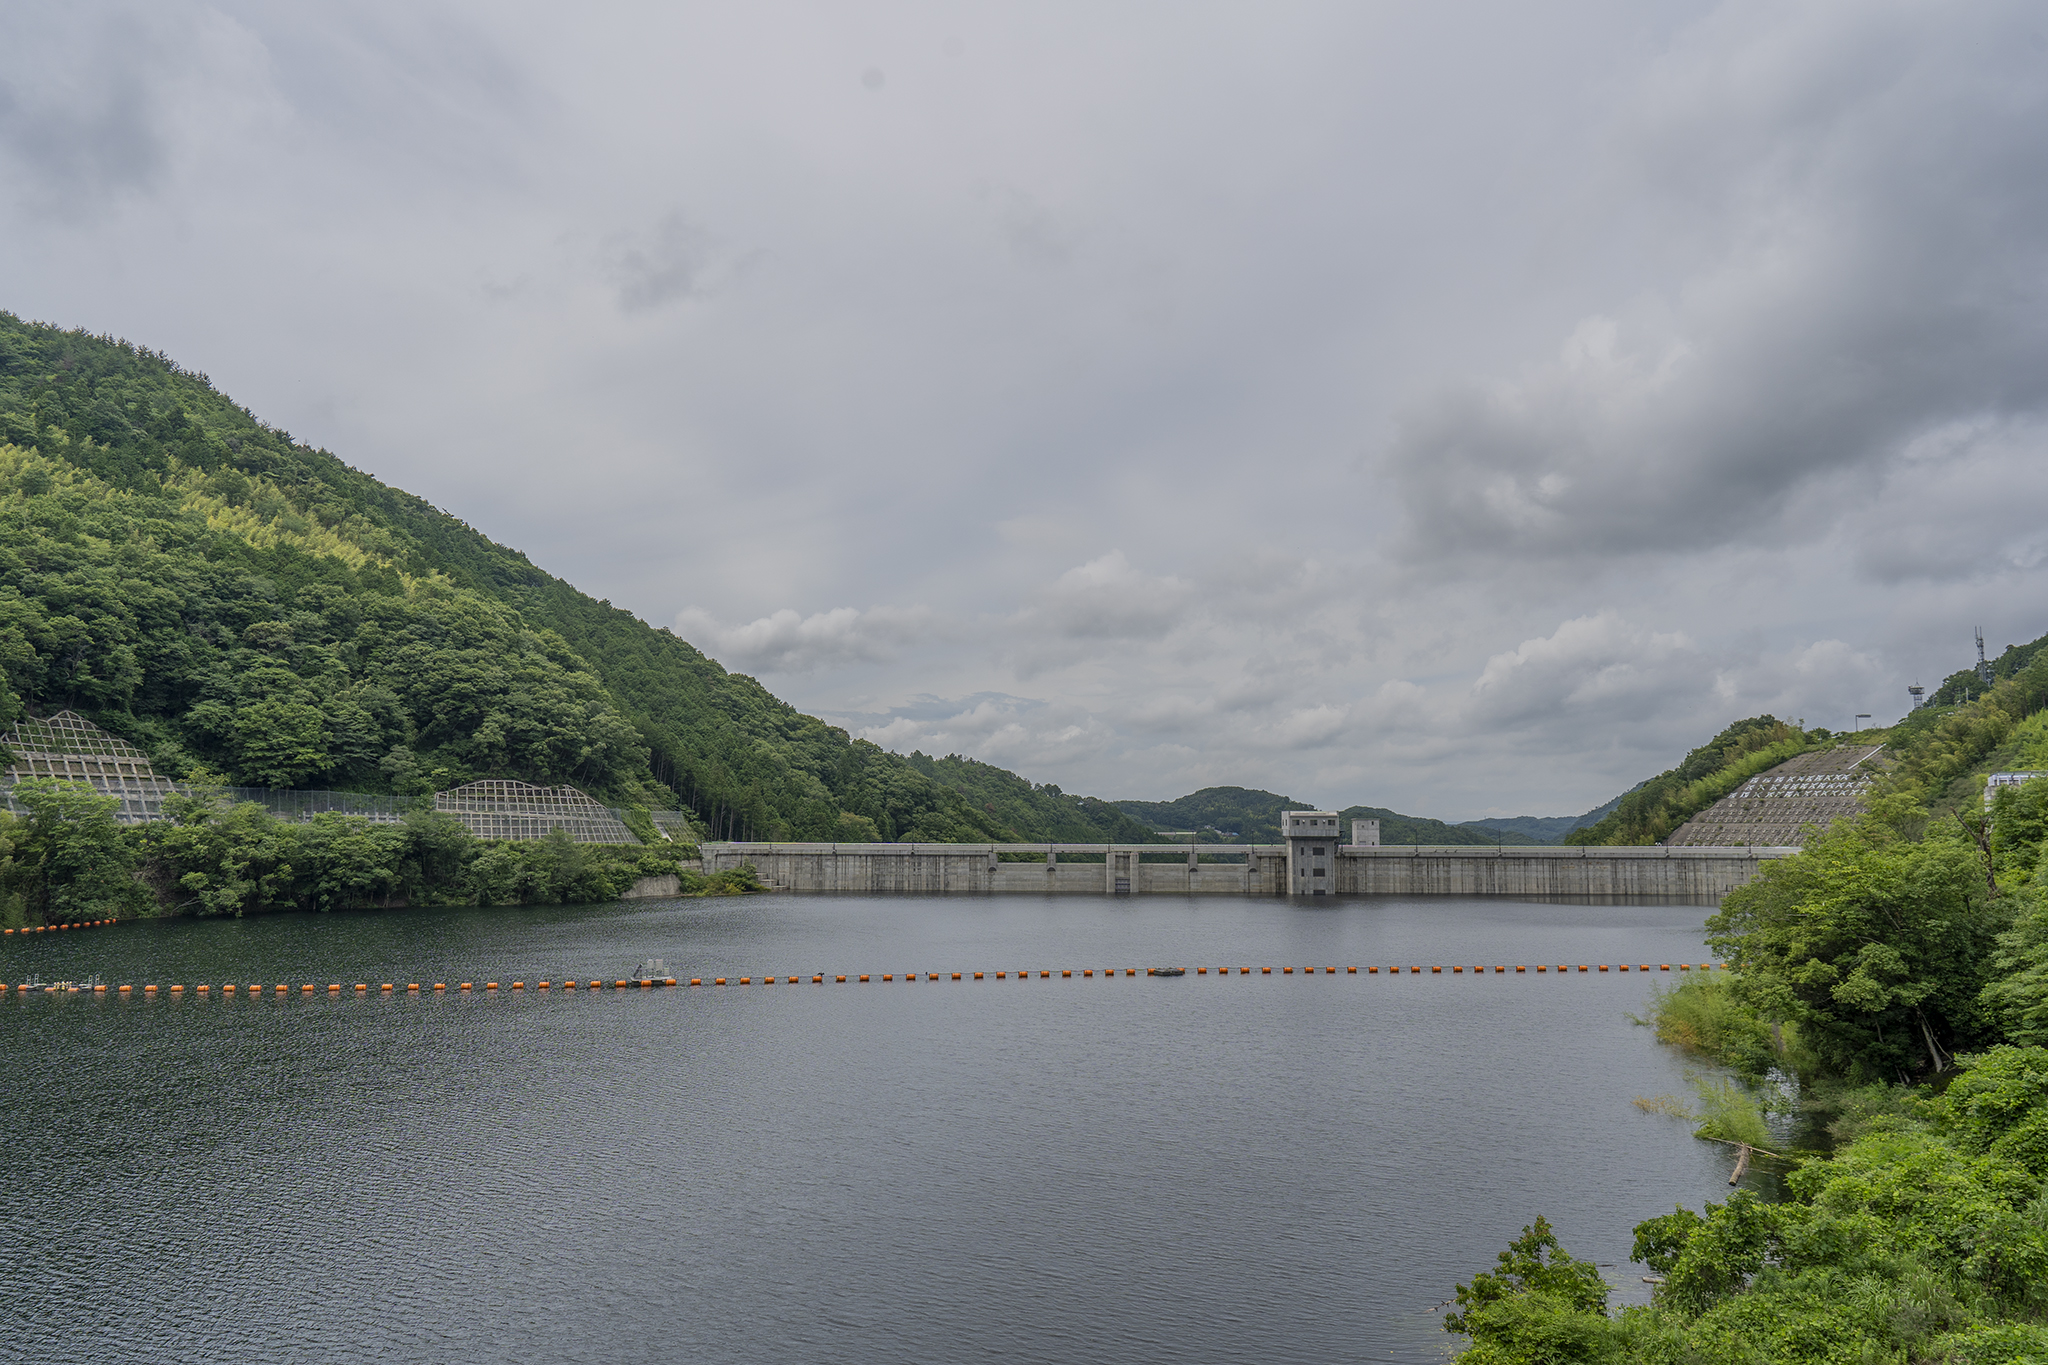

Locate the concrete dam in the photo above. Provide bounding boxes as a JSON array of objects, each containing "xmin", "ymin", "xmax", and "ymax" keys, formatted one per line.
[{"xmin": 703, "ymin": 812, "xmax": 1797, "ymax": 906}]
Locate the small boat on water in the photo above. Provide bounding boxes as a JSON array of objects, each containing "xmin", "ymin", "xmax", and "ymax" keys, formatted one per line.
[
  {"xmin": 1146, "ymin": 967, "xmax": 1185, "ymax": 977},
  {"xmin": 634, "ymin": 958, "xmax": 670, "ymax": 983}
]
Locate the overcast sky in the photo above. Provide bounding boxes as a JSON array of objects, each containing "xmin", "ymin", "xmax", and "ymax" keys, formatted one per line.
[{"xmin": 5, "ymin": 1, "xmax": 2046, "ymax": 819}]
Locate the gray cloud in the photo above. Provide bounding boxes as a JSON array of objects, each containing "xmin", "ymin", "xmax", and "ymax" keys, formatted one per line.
[
  {"xmin": 604, "ymin": 212, "xmax": 717, "ymax": 311},
  {"xmin": 0, "ymin": 10, "xmax": 174, "ymax": 218},
  {"xmin": 1, "ymin": 0, "xmax": 2032, "ymax": 819},
  {"xmin": 1385, "ymin": 0, "xmax": 2048, "ymax": 569}
]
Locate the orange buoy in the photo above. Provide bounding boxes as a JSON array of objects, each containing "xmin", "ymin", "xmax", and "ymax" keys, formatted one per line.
[
  {"xmin": 881, "ymin": 974, "xmax": 892, "ymax": 982},
  {"xmin": 1082, "ymin": 969, "xmax": 1092, "ymax": 976},
  {"xmin": 115, "ymin": 985, "xmax": 129, "ymax": 994},
  {"xmin": 972, "ymin": 972, "xmax": 983, "ymax": 979},
  {"xmin": 1577, "ymin": 966, "xmax": 1587, "ymax": 973},
  {"xmin": 1660, "ymin": 964, "xmax": 1670, "ymax": 971},
  {"xmin": 858, "ymin": 975, "xmax": 869, "ymax": 982},
  {"xmin": 381, "ymin": 983, "xmax": 393, "ymax": 992},
  {"xmin": 740, "ymin": 977, "xmax": 752, "ymax": 985},
  {"xmin": 198, "ymin": 985, "xmax": 210, "ymax": 994},
  {"xmin": 713, "ymin": 978, "xmax": 726, "ymax": 986},
  {"xmin": 836, "ymin": 975, "xmax": 847, "ymax": 982},
  {"xmin": 952, "ymin": 972, "xmax": 962, "ymax": 980},
  {"xmin": 995, "ymin": 971, "xmax": 1004, "ymax": 978},
  {"xmin": 1599, "ymin": 965, "xmax": 1609, "ymax": 972},
  {"xmin": 1262, "ymin": 967, "xmax": 1272, "ymax": 974},
  {"xmin": 1196, "ymin": 968, "xmax": 1206, "ymax": 975},
  {"xmin": 144, "ymin": 985, "xmax": 157, "ymax": 994},
  {"xmin": 689, "ymin": 979, "xmax": 701, "ymax": 986},
  {"xmin": 814, "ymin": 975, "xmax": 824, "ymax": 984},
  {"xmin": 1061, "ymin": 970, "xmax": 1071, "ymax": 977},
  {"xmin": 170, "ymin": 985, "xmax": 184, "ymax": 994},
  {"xmin": 1537, "ymin": 966, "xmax": 1547, "ymax": 973},
  {"xmin": 353, "ymin": 984, "xmax": 365, "ymax": 992}
]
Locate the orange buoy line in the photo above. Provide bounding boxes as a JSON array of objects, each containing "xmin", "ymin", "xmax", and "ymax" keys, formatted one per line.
[
  {"xmin": 2, "ymin": 918, "xmax": 123, "ymax": 936},
  {"xmin": 12, "ymin": 965, "xmax": 1726, "ymax": 998}
]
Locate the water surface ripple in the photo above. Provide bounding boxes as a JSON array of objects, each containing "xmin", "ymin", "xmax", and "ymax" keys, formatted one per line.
[{"xmin": 3, "ymin": 894, "xmax": 1732, "ymax": 1363}]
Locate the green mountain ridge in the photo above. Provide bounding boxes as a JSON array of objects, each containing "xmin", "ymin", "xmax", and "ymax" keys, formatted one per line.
[
  {"xmin": 1458, "ymin": 790, "xmax": 1632, "ymax": 844},
  {"xmin": 0, "ymin": 313, "xmax": 1148, "ymax": 845},
  {"xmin": 1112, "ymin": 786, "xmax": 1548, "ymax": 845}
]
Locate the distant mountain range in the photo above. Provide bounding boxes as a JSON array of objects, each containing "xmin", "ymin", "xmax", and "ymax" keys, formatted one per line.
[
  {"xmin": 1113, "ymin": 786, "xmax": 1629, "ymax": 846},
  {"xmin": 1457, "ymin": 791, "xmax": 1631, "ymax": 844}
]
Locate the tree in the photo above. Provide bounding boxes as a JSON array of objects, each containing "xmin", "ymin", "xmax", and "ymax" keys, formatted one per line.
[
  {"xmin": 1707, "ymin": 813, "xmax": 2006, "ymax": 1080},
  {"xmin": 1445, "ymin": 1217, "xmax": 1613, "ymax": 1363},
  {"xmin": 8, "ymin": 778, "xmax": 149, "ymax": 921}
]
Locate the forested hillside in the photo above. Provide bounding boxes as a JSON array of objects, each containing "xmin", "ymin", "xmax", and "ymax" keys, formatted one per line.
[
  {"xmin": 1114, "ymin": 786, "xmax": 1544, "ymax": 845},
  {"xmin": 0, "ymin": 312, "xmax": 1083, "ymax": 844},
  {"xmin": 905, "ymin": 753, "xmax": 1160, "ymax": 843},
  {"xmin": 1445, "ymin": 654, "xmax": 2048, "ymax": 1364}
]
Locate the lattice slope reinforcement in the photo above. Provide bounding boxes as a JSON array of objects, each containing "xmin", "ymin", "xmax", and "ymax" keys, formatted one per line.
[
  {"xmin": 0, "ymin": 711, "xmax": 181, "ymax": 823},
  {"xmin": 3, "ymin": 714, "xmax": 673, "ymax": 844},
  {"xmin": 431, "ymin": 780, "xmax": 638, "ymax": 844},
  {"xmin": 1667, "ymin": 744, "xmax": 1886, "ymax": 847}
]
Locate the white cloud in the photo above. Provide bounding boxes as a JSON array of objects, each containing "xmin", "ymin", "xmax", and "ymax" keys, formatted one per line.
[{"xmin": 674, "ymin": 604, "xmax": 936, "ymax": 674}]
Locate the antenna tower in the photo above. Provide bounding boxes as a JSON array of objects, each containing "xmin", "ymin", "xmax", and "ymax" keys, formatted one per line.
[{"xmin": 1977, "ymin": 627, "xmax": 1994, "ymax": 685}]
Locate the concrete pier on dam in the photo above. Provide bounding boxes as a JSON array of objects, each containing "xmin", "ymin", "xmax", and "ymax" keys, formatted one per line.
[{"xmin": 699, "ymin": 841, "xmax": 1799, "ymax": 906}]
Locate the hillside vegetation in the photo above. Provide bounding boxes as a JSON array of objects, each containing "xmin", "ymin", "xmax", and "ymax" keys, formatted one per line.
[
  {"xmin": 1447, "ymin": 646, "xmax": 2048, "ymax": 1364},
  {"xmin": 0, "ymin": 313, "xmax": 1136, "ymax": 844}
]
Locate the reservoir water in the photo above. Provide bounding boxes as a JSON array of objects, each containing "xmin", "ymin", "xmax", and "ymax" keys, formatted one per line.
[{"xmin": 3, "ymin": 894, "xmax": 1738, "ymax": 1363}]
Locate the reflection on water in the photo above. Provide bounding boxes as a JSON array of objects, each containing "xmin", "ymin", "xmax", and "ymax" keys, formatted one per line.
[{"xmin": 2, "ymin": 894, "xmax": 1739, "ymax": 1363}]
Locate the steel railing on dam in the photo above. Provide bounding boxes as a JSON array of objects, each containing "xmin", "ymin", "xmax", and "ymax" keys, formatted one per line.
[{"xmin": 698, "ymin": 842, "xmax": 1802, "ymax": 905}]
